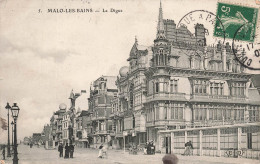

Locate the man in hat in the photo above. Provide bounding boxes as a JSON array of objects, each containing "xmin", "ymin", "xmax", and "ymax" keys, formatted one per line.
[
  {"xmin": 69, "ymin": 144, "xmax": 74, "ymax": 158},
  {"xmin": 58, "ymin": 143, "xmax": 63, "ymax": 157}
]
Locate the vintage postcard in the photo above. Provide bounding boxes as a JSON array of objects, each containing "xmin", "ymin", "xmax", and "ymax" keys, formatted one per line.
[{"xmin": 0, "ymin": 0, "xmax": 260, "ymax": 164}]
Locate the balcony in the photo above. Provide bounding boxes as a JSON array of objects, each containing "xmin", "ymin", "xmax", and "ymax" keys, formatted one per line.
[
  {"xmin": 190, "ymin": 94, "xmax": 246, "ymax": 103},
  {"xmin": 110, "ymin": 111, "xmax": 124, "ymax": 119},
  {"xmin": 91, "ymin": 116, "xmax": 106, "ymax": 121},
  {"xmin": 146, "ymin": 92, "xmax": 186, "ymax": 102},
  {"xmin": 146, "ymin": 120, "xmax": 184, "ymax": 128}
]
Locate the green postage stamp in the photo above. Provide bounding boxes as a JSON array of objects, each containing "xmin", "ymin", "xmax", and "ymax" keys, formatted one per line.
[{"xmin": 214, "ymin": 2, "xmax": 259, "ymax": 42}]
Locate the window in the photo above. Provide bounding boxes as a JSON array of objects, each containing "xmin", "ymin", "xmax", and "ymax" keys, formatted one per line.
[
  {"xmin": 169, "ymin": 103, "xmax": 184, "ymax": 120},
  {"xmin": 194, "ymin": 79, "xmax": 207, "ymax": 94},
  {"xmin": 230, "ymin": 82, "xmax": 245, "ymax": 96},
  {"xmin": 156, "ymin": 107, "xmax": 160, "ymax": 120},
  {"xmin": 159, "ymin": 49, "xmax": 164, "ymax": 65},
  {"xmin": 170, "ymin": 107, "xmax": 174, "ymax": 119},
  {"xmin": 202, "ymin": 130, "xmax": 217, "ymax": 150},
  {"xmin": 210, "ymin": 82, "xmax": 224, "ymax": 95},
  {"xmin": 249, "ymin": 106, "xmax": 259, "ymax": 121},
  {"xmin": 220, "ymin": 128, "xmax": 238, "ymax": 150},
  {"xmin": 178, "ymin": 107, "xmax": 183, "ymax": 119},
  {"xmin": 164, "ymin": 107, "xmax": 167, "ymax": 119},
  {"xmin": 175, "ymin": 106, "xmax": 179, "ymax": 119},
  {"xmin": 194, "ymin": 104, "xmax": 207, "ymax": 121},
  {"xmin": 159, "ymin": 83, "xmax": 164, "ymax": 92},
  {"xmin": 247, "ymin": 133, "xmax": 252, "ymax": 149},
  {"xmin": 155, "ymin": 83, "xmax": 159, "ymax": 93},
  {"xmin": 209, "ymin": 108, "xmax": 213, "ymax": 120},
  {"xmin": 170, "ymin": 80, "xmax": 178, "ymax": 93}
]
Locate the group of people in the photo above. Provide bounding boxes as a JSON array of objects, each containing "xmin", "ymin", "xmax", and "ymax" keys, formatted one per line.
[
  {"xmin": 58, "ymin": 143, "xmax": 74, "ymax": 159},
  {"xmin": 144, "ymin": 141, "xmax": 155, "ymax": 155}
]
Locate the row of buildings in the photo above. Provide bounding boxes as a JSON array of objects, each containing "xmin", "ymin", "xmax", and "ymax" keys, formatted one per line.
[{"xmin": 35, "ymin": 2, "xmax": 260, "ymax": 159}]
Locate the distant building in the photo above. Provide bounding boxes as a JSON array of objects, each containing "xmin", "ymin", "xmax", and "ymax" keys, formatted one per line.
[
  {"xmin": 55, "ymin": 104, "xmax": 66, "ymax": 144},
  {"xmin": 41, "ymin": 124, "xmax": 52, "ymax": 148},
  {"xmin": 88, "ymin": 76, "xmax": 118, "ymax": 148},
  {"xmin": 23, "ymin": 137, "xmax": 30, "ymax": 145},
  {"xmin": 75, "ymin": 110, "xmax": 90, "ymax": 148},
  {"xmin": 32, "ymin": 133, "xmax": 42, "ymax": 144},
  {"xmin": 49, "ymin": 104, "xmax": 66, "ymax": 148}
]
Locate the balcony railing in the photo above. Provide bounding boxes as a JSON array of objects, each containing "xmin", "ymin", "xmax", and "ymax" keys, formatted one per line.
[
  {"xmin": 150, "ymin": 119, "xmax": 260, "ymax": 130},
  {"xmin": 191, "ymin": 94, "xmax": 246, "ymax": 101},
  {"xmin": 147, "ymin": 92, "xmax": 186, "ymax": 101}
]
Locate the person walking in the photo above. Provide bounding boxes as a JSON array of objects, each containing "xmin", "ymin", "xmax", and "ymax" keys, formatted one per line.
[
  {"xmin": 30, "ymin": 142, "xmax": 33, "ymax": 148},
  {"xmin": 98, "ymin": 144, "xmax": 103, "ymax": 158},
  {"xmin": 58, "ymin": 143, "xmax": 63, "ymax": 158},
  {"xmin": 1, "ymin": 145, "xmax": 5, "ymax": 160},
  {"xmin": 69, "ymin": 144, "xmax": 74, "ymax": 158},
  {"xmin": 102, "ymin": 144, "xmax": 108, "ymax": 158},
  {"xmin": 183, "ymin": 141, "xmax": 193, "ymax": 156},
  {"xmin": 64, "ymin": 143, "xmax": 70, "ymax": 159}
]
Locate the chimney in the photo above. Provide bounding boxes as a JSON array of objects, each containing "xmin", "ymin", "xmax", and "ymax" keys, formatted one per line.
[
  {"xmin": 221, "ymin": 47, "xmax": 227, "ymax": 71},
  {"xmin": 204, "ymin": 48, "xmax": 208, "ymax": 70}
]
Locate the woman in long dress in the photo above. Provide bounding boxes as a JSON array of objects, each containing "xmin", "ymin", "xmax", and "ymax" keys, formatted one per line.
[
  {"xmin": 64, "ymin": 143, "xmax": 70, "ymax": 158},
  {"xmin": 98, "ymin": 144, "xmax": 103, "ymax": 158}
]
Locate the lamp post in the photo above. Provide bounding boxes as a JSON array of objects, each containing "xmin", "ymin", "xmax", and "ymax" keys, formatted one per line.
[
  {"xmin": 11, "ymin": 121, "xmax": 14, "ymax": 150},
  {"xmin": 5, "ymin": 102, "xmax": 11, "ymax": 157},
  {"xmin": 11, "ymin": 103, "xmax": 20, "ymax": 164}
]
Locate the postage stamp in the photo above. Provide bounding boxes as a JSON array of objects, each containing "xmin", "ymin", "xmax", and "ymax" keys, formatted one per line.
[{"xmin": 214, "ymin": 2, "xmax": 259, "ymax": 42}]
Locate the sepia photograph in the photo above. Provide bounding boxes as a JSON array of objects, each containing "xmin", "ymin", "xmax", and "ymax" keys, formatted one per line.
[{"xmin": 0, "ymin": 0, "xmax": 260, "ymax": 163}]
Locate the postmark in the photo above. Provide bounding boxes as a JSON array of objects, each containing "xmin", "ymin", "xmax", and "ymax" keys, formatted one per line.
[
  {"xmin": 232, "ymin": 24, "xmax": 260, "ymax": 70},
  {"xmin": 214, "ymin": 2, "xmax": 259, "ymax": 42},
  {"xmin": 177, "ymin": 10, "xmax": 226, "ymax": 46}
]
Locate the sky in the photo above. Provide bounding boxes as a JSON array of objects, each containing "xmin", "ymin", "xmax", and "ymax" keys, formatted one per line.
[{"xmin": 0, "ymin": 0, "xmax": 259, "ymax": 142}]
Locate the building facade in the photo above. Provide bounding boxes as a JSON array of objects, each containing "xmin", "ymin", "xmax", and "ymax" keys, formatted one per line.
[
  {"xmin": 34, "ymin": 2, "xmax": 260, "ymax": 160},
  {"xmin": 141, "ymin": 2, "xmax": 260, "ymax": 159},
  {"xmin": 110, "ymin": 39, "xmax": 151, "ymax": 149},
  {"xmin": 88, "ymin": 76, "xmax": 118, "ymax": 148}
]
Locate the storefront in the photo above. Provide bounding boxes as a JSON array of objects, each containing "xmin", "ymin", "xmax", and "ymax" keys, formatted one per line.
[{"xmin": 159, "ymin": 123, "xmax": 260, "ymax": 159}]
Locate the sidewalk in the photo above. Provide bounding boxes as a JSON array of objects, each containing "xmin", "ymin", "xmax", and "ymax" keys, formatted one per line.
[{"xmin": 1, "ymin": 145, "xmax": 260, "ymax": 164}]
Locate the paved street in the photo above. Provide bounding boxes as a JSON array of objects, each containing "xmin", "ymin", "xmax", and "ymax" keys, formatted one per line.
[{"xmin": 1, "ymin": 145, "xmax": 259, "ymax": 164}]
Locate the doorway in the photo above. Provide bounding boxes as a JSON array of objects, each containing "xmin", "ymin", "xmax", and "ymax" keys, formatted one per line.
[{"xmin": 165, "ymin": 137, "xmax": 171, "ymax": 154}]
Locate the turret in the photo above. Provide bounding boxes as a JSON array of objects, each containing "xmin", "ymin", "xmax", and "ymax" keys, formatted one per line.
[
  {"xmin": 153, "ymin": 1, "xmax": 170, "ymax": 67},
  {"xmin": 154, "ymin": 1, "xmax": 167, "ymax": 42}
]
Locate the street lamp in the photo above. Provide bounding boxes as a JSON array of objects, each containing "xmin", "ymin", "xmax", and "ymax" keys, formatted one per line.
[
  {"xmin": 5, "ymin": 102, "xmax": 11, "ymax": 157},
  {"xmin": 11, "ymin": 121, "xmax": 14, "ymax": 150},
  {"xmin": 11, "ymin": 103, "xmax": 20, "ymax": 164}
]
